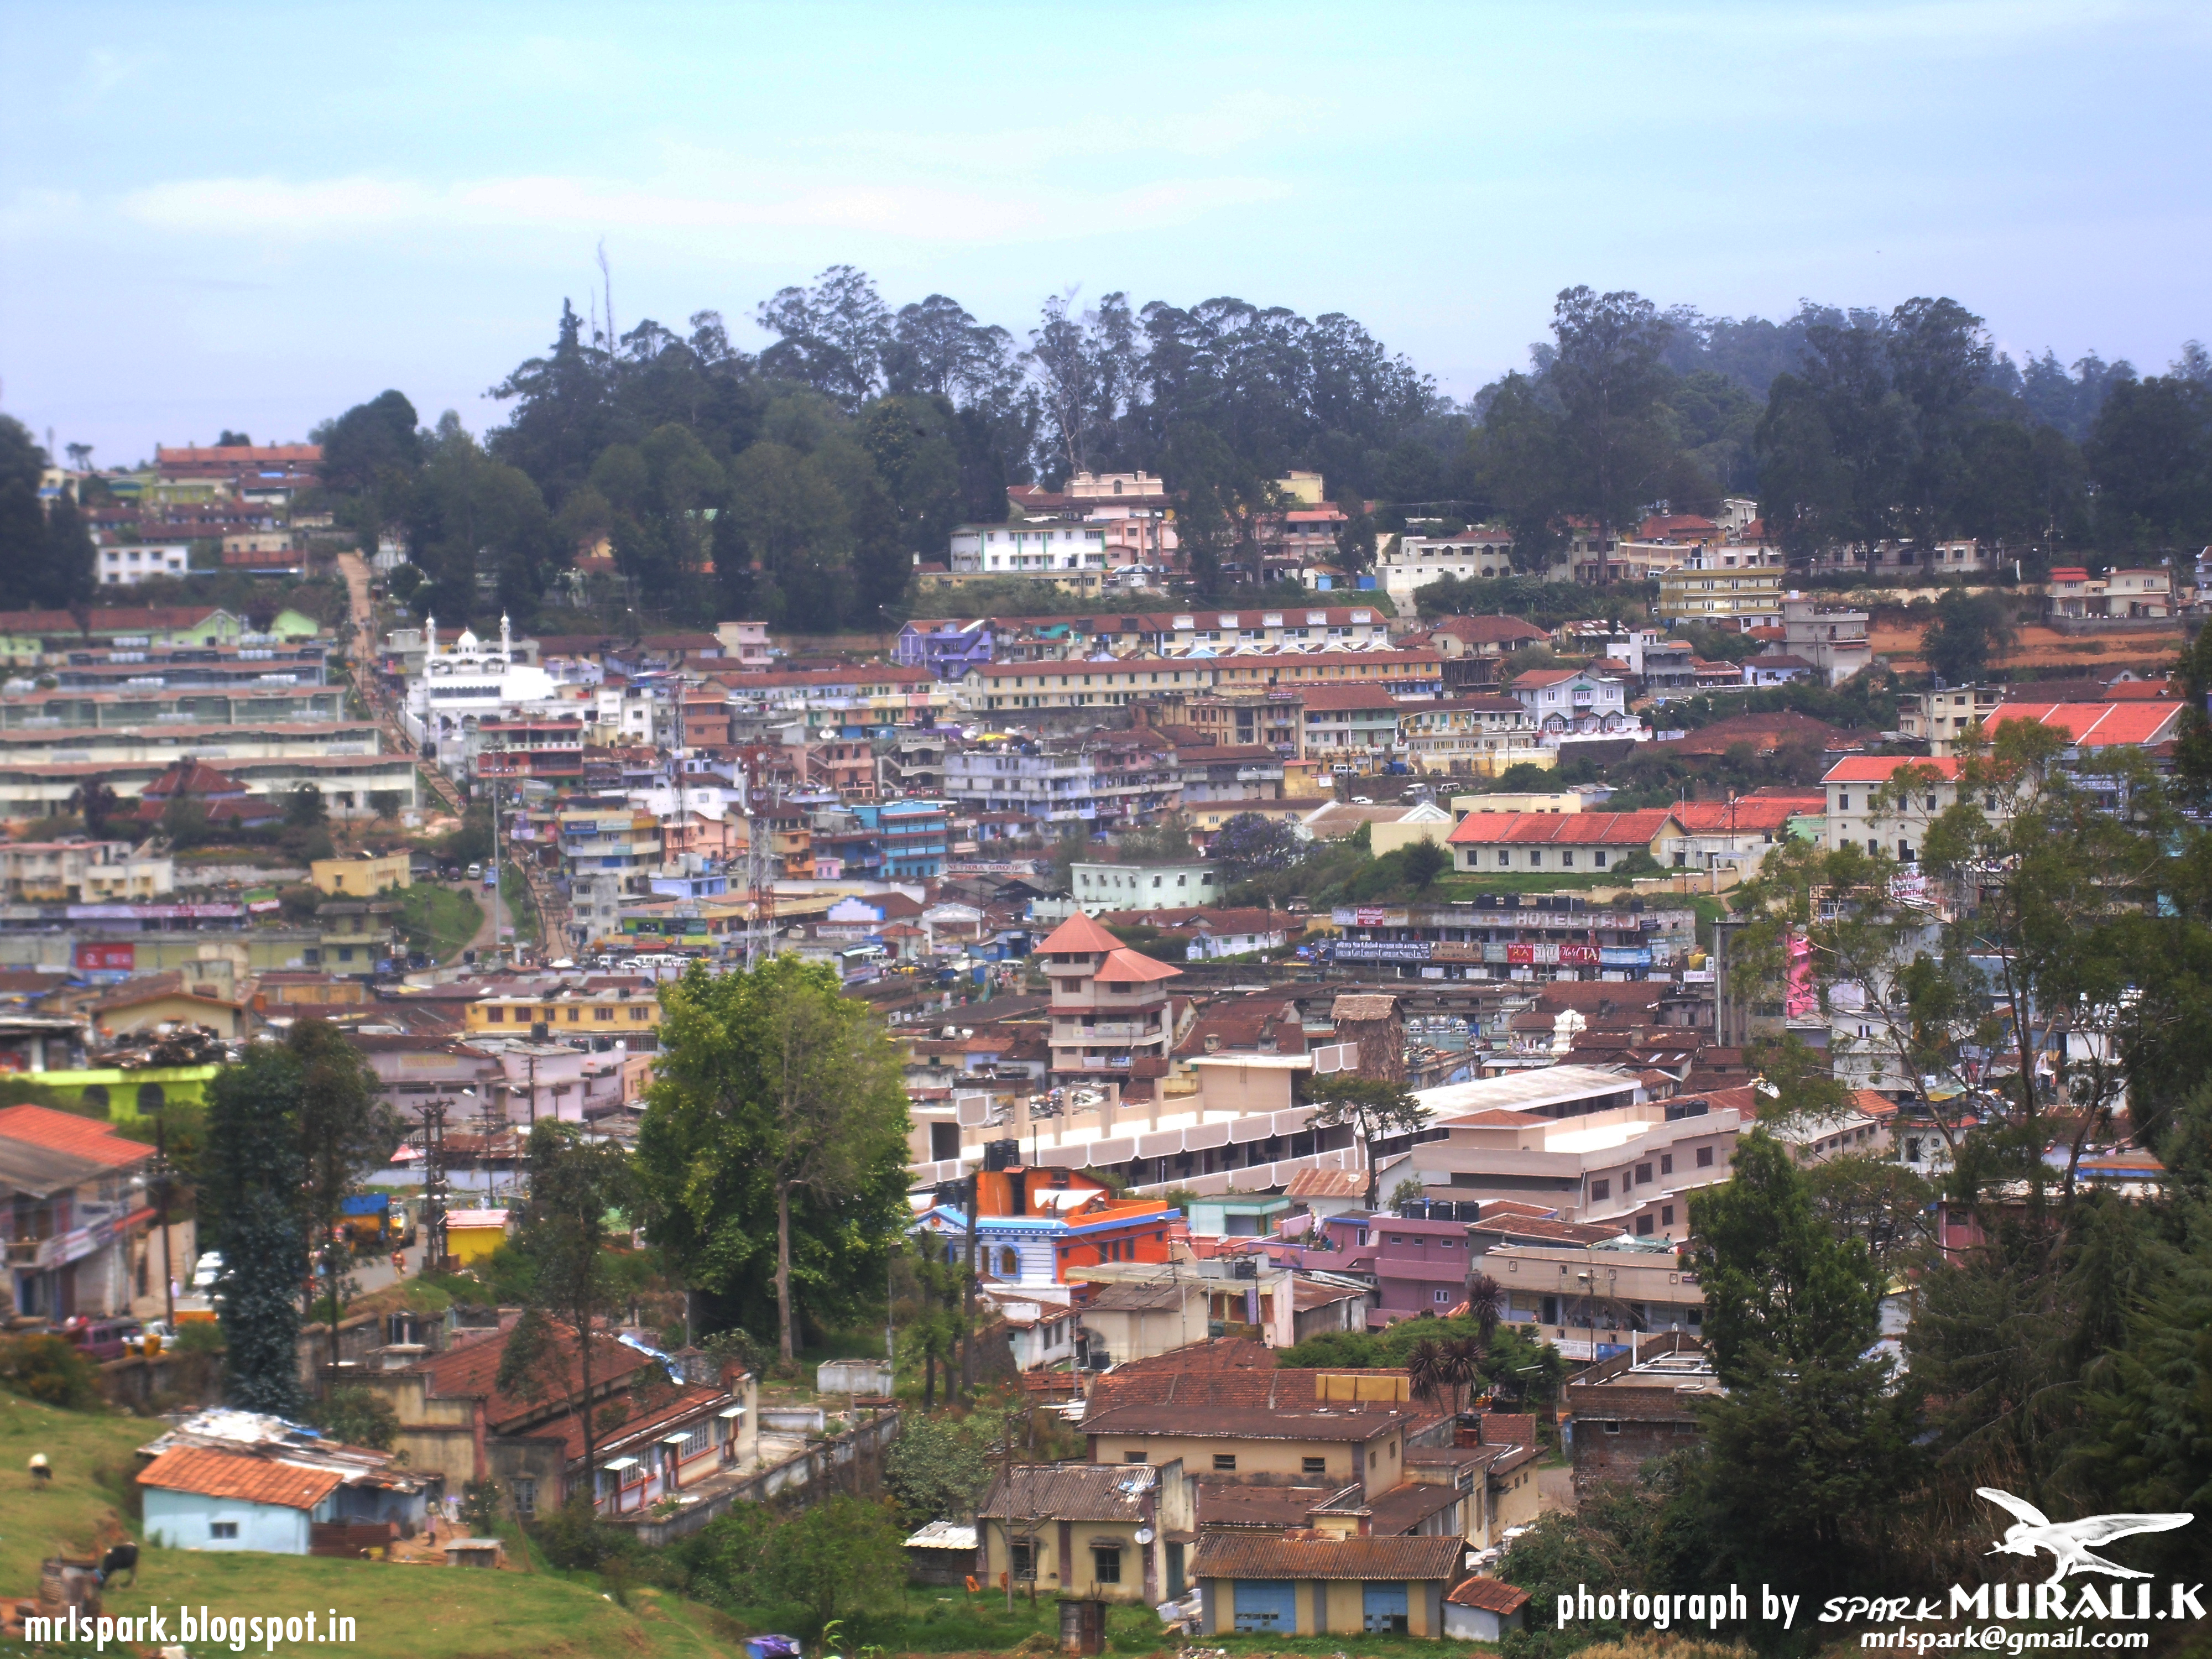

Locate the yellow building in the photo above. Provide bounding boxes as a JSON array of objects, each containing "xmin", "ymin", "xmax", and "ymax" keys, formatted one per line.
[
  {"xmin": 1082, "ymin": 1396, "xmax": 1416, "ymax": 1489},
  {"xmin": 1190, "ymin": 1535, "xmax": 1464, "ymax": 1637},
  {"xmin": 444, "ymin": 1208, "xmax": 510, "ymax": 1269},
  {"xmin": 976, "ymin": 1462, "xmax": 1191, "ymax": 1604},
  {"xmin": 311, "ymin": 851, "xmax": 412, "ymax": 895},
  {"xmin": 1656, "ymin": 552, "xmax": 1788, "ymax": 623},
  {"xmin": 466, "ymin": 986, "xmax": 664, "ymax": 1050}
]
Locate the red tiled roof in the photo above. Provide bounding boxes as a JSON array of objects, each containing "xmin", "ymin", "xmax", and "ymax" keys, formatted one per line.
[
  {"xmin": 1423, "ymin": 614, "xmax": 1545, "ymax": 644},
  {"xmin": 413, "ymin": 1321, "xmax": 653, "ymax": 1433},
  {"xmin": 1449, "ymin": 1576, "xmax": 1534, "ymax": 1614},
  {"xmin": 1822, "ymin": 756, "xmax": 1960, "ymax": 782},
  {"xmin": 0, "ymin": 1104, "xmax": 154, "ymax": 1168},
  {"xmin": 1092, "ymin": 948, "xmax": 1183, "ymax": 984},
  {"xmin": 1447, "ymin": 810, "xmax": 1679, "ymax": 847},
  {"xmin": 1669, "ymin": 796, "xmax": 1823, "ymax": 832},
  {"xmin": 1298, "ymin": 683, "xmax": 1413, "ymax": 711},
  {"xmin": 137, "ymin": 1447, "xmax": 343, "ymax": 1510},
  {"xmin": 1285, "ymin": 1167, "xmax": 1365, "ymax": 1199},
  {"xmin": 1986, "ymin": 702, "xmax": 2181, "ymax": 748},
  {"xmin": 1190, "ymin": 1532, "xmax": 1464, "ymax": 1582},
  {"xmin": 1036, "ymin": 911, "xmax": 1123, "ymax": 954}
]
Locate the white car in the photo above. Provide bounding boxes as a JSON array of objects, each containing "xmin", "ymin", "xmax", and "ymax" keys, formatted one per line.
[
  {"xmin": 190, "ymin": 1251, "xmax": 223, "ymax": 1292},
  {"xmin": 1351, "ymin": 795, "xmax": 1374, "ymax": 805}
]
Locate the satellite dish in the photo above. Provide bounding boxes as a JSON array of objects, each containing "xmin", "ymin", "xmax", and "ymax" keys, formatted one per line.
[{"xmin": 1135, "ymin": 1527, "xmax": 1155, "ymax": 1545}]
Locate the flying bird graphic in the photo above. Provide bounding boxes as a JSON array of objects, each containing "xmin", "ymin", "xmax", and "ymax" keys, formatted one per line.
[{"xmin": 1976, "ymin": 1488, "xmax": 2193, "ymax": 1587}]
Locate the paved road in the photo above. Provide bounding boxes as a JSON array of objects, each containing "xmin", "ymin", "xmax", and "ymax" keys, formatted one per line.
[{"xmin": 337, "ymin": 547, "xmax": 465, "ymax": 815}]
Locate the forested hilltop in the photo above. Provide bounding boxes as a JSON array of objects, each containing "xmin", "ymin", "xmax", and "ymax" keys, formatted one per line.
[{"xmin": 302, "ymin": 269, "xmax": 2211, "ymax": 630}]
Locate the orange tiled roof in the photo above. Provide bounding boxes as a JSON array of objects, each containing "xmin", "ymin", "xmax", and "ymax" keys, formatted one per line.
[
  {"xmin": 0, "ymin": 1104, "xmax": 154, "ymax": 1168},
  {"xmin": 137, "ymin": 1447, "xmax": 343, "ymax": 1510}
]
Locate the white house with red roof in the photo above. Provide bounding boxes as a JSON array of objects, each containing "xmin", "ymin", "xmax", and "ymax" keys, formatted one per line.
[
  {"xmin": 1447, "ymin": 810, "xmax": 1687, "ymax": 875},
  {"xmin": 1820, "ymin": 755, "xmax": 1963, "ymax": 860}
]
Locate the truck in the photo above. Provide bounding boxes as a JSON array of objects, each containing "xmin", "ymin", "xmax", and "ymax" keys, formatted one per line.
[{"xmin": 338, "ymin": 1192, "xmax": 394, "ymax": 1248}]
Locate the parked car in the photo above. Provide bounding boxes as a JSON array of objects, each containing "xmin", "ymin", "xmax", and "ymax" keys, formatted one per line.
[
  {"xmin": 465, "ymin": 862, "xmax": 483, "ymax": 880},
  {"xmin": 190, "ymin": 1250, "xmax": 223, "ymax": 1292},
  {"xmin": 60, "ymin": 1316, "xmax": 143, "ymax": 1364}
]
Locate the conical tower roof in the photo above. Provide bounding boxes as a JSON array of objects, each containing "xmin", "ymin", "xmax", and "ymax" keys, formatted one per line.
[{"xmin": 1036, "ymin": 909, "xmax": 1122, "ymax": 954}]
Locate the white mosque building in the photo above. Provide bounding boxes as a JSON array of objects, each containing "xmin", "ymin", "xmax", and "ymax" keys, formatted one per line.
[{"xmin": 400, "ymin": 614, "xmax": 561, "ymax": 781}]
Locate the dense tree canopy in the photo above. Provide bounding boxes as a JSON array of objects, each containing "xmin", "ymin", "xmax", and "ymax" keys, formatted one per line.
[{"xmin": 293, "ymin": 271, "xmax": 2210, "ymax": 634}]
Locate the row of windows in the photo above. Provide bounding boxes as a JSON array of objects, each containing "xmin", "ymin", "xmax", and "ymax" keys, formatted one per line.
[
  {"xmin": 1588, "ymin": 1146, "xmax": 1711, "ymax": 1201},
  {"xmin": 481, "ymin": 1003, "xmax": 653, "ymax": 1022}
]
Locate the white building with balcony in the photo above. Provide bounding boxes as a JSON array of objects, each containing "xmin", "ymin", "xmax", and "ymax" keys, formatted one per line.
[{"xmin": 1507, "ymin": 669, "xmax": 1631, "ymax": 738}]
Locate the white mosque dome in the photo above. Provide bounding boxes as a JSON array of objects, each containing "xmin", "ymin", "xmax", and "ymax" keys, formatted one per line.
[{"xmin": 456, "ymin": 627, "xmax": 481, "ymax": 652}]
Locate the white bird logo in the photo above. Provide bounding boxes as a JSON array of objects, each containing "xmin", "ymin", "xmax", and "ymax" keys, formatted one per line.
[{"xmin": 1976, "ymin": 1488, "xmax": 2193, "ymax": 1587}]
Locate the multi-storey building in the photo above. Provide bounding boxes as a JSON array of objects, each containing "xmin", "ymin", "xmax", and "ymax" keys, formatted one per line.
[
  {"xmin": 94, "ymin": 542, "xmax": 192, "ymax": 587},
  {"xmin": 1898, "ymin": 684, "xmax": 2005, "ymax": 754},
  {"xmin": 1070, "ymin": 860, "xmax": 1220, "ymax": 914},
  {"xmin": 1821, "ymin": 755, "xmax": 1961, "ymax": 862},
  {"xmin": 1507, "ymin": 669, "xmax": 1630, "ymax": 737},
  {"xmin": 465, "ymin": 983, "xmax": 665, "ymax": 1052},
  {"xmin": 1037, "ymin": 910, "xmax": 1182, "ymax": 1087},
  {"xmin": 943, "ymin": 742, "xmax": 1178, "ymax": 833},
  {"xmin": 557, "ymin": 800, "xmax": 665, "ymax": 943},
  {"xmin": 1655, "ymin": 549, "xmax": 1788, "ymax": 625},
  {"xmin": 1401, "ymin": 1095, "xmax": 1745, "ymax": 1241},
  {"xmin": 1298, "ymin": 684, "xmax": 1406, "ymax": 765},
  {"xmin": 894, "ymin": 617, "xmax": 1003, "ymax": 679},
  {"xmin": 1781, "ymin": 596, "xmax": 1872, "ymax": 685},
  {"xmin": 877, "ymin": 731, "xmax": 948, "ymax": 796},
  {"xmin": 716, "ymin": 666, "xmax": 952, "ymax": 738},
  {"xmin": 1398, "ymin": 696, "xmax": 1543, "ymax": 776},
  {"xmin": 869, "ymin": 799, "xmax": 952, "ymax": 879},
  {"xmin": 2047, "ymin": 567, "xmax": 2173, "ymax": 619},
  {"xmin": 1161, "ymin": 691, "xmax": 1303, "ymax": 756},
  {"xmin": 1079, "ymin": 605, "xmax": 1395, "ymax": 655},
  {"xmin": 1325, "ymin": 894, "xmax": 1698, "ymax": 983},
  {"xmin": 1378, "ymin": 527, "xmax": 1517, "ymax": 604},
  {"xmin": 1206, "ymin": 645, "xmax": 1442, "ymax": 698}
]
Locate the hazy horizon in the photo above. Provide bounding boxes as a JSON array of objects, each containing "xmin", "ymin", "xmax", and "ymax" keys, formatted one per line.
[{"xmin": 4, "ymin": 1, "xmax": 2208, "ymax": 465}]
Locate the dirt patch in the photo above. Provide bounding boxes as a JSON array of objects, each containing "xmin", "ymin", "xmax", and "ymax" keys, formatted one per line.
[{"xmin": 1870, "ymin": 619, "xmax": 2186, "ymax": 675}]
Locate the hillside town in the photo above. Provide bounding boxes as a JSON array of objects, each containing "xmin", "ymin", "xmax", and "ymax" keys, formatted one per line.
[{"xmin": 0, "ymin": 406, "xmax": 2205, "ymax": 1647}]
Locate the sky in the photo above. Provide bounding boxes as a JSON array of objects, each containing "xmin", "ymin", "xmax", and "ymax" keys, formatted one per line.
[{"xmin": 3, "ymin": 1, "xmax": 2209, "ymax": 467}]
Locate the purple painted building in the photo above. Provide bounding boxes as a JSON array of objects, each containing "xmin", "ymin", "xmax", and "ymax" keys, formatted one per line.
[
  {"xmin": 896, "ymin": 618, "xmax": 1000, "ymax": 680},
  {"xmin": 1316, "ymin": 1211, "xmax": 1473, "ymax": 1329}
]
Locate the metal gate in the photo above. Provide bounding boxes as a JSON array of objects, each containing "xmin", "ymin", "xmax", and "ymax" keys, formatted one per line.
[
  {"xmin": 1234, "ymin": 1580, "xmax": 1297, "ymax": 1631},
  {"xmin": 1364, "ymin": 1581, "xmax": 1410, "ymax": 1633}
]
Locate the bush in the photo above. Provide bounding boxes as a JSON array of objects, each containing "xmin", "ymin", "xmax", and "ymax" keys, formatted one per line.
[
  {"xmin": 883, "ymin": 1408, "xmax": 1003, "ymax": 1527},
  {"xmin": 529, "ymin": 1496, "xmax": 633, "ymax": 1571},
  {"xmin": 308, "ymin": 1385, "xmax": 400, "ymax": 1450},
  {"xmin": 753, "ymin": 1495, "xmax": 909, "ymax": 1632},
  {"xmin": 0, "ymin": 1334, "xmax": 104, "ymax": 1411}
]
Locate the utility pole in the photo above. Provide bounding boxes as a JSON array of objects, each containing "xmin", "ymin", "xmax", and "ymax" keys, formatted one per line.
[
  {"xmin": 420, "ymin": 1098, "xmax": 450, "ymax": 1272},
  {"xmin": 153, "ymin": 1109, "xmax": 175, "ymax": 1331},
  {"xmin": 958, "ymin": 1168, "xmax": 980, "ymax": 1402}
]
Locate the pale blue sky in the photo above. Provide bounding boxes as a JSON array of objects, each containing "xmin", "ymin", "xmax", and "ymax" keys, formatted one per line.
[{"xmin": 4, "ymin": 1, "xmax": 2208, "ymax": 465}]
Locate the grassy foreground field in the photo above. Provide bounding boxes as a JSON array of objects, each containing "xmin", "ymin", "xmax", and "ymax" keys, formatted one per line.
[{"xmin": 0, "ymin": 1394, "xmax": 736, "ymax": 1658}]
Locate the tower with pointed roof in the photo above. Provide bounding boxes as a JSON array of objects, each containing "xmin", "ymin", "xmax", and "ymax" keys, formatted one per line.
[{"xmin": 1037, "ymin": 909, "xmax": 1183, "ymax": 1089}]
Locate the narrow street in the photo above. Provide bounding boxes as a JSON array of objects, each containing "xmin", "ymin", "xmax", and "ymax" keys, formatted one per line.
[
  {"xmin": 338, "ymin": 549, "xmax": 571, "ymax": 956},
  {"xmin": 336, "ymin": 547, "xmax": 465, "ymax": 815}
]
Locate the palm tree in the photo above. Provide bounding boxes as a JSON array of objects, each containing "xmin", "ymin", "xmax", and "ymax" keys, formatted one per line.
[
  {"xmin": 1466, "ymin": 1272, "xmax": 1505, "ymax": 1343},
  {"xmin": 1442, "ymin": 1334, "xmax": 1487, "ymax": 1420},
  {"xmin": 69, "ymin": 777, "xmax": 119, "ymax": 839},
  {"xmin": 1405, "ymin": 1338, "xmax": 1451, "ymax": 1410}
]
